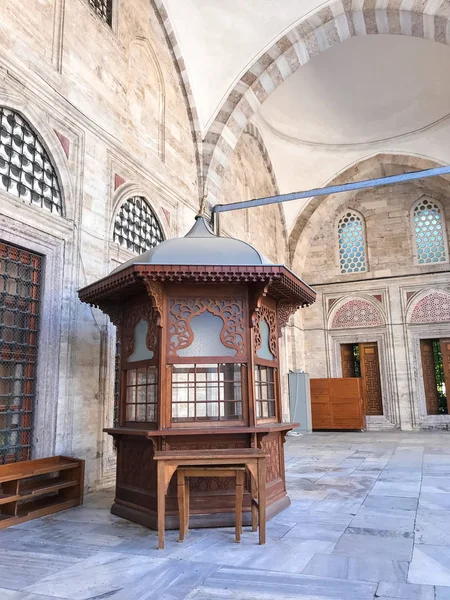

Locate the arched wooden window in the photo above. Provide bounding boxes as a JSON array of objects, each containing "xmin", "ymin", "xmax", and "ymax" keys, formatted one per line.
[
  {"xmin": 337, "ymin": 211, "xmax": 367, "ymax": 274},
  {"xmin": 0, "ymin": 108, "xmax": 63, "ymax": 215},
  {"xmin": 113, "ymin": 196, "xmax": 164, "ymax": 255},
  {"xmin": 88, "ymin": 0, "xmax": 113, "ymax": 25},
  {"xmin": 412, "ymin": 198, "xmax": 448, "ymax": 264}
]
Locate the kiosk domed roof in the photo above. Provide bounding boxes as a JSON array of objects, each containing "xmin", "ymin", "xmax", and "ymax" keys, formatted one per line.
[{"xmin": 112, "ymin": 214, "xmax": 273, "ymax": 273}]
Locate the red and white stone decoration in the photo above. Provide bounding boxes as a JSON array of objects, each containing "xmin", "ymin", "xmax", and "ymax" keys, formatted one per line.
[
  {"xmin": 410, "ymin": 291, "xmax": 450, "ymax": 323},
  {"xmin": 331, "ymin": 299, "xmax": 383, "ymax": 329}
]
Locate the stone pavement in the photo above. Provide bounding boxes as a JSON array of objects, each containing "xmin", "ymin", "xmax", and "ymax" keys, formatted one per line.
[{"xmin": 0, "ymin": 431, "xmax": 449, "ymax": 599}]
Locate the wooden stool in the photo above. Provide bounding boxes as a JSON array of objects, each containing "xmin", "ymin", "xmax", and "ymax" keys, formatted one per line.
[{"xmin": 177, "ymin": 465, "xmax": 259, "ymax": 543}]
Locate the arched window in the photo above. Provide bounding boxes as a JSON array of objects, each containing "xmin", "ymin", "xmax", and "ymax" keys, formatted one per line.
[
  {"xmin": 88, "ymin": 0, "xmax": 113, "ymax": 26},
  {"xmin": 337, "ymin": 211, "xmax": 367, "ymax": 274},
  {"xmin": 0, "ymin": 108, "xmax": 63, "ymax": 215},
  {"xmin": 412, "ymin": 198, "xmax": 448, "ymax": 264},
  {"xmin": 113, "ymin": 196, "xmax": 164, "ymax": 254}
]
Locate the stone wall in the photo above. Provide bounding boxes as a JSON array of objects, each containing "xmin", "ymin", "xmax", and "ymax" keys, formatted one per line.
[
  {"xmin": 291, "ymin": 180, "xmax": 450, "ymax": 430},
  {"xmin": 0, "ymin": 0, "xmax": 203, "ymax": 489},
  {"xmin": 218, "ymin": 130, "xmax": 286, "ymax": 264}
]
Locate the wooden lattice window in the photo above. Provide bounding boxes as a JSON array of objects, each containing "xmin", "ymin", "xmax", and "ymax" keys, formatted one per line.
[
  {"xmin": 88, "ymin": 0, "xmax": 113, "ymax": 25},
  {"xmin": 337, "ymin": 211, "xmax": 367, "ymax": 274},
  {"xmin": 254, "ymin": 365, "xmax": 276, "ymax": 419},
  {"xmin": 412, "ymin": 199, "xmax": 448, "ymax": 264},
  {"xmin": 0, "ymin": 108, "xmax": 63, "ymax": 215},
  {"xmin": 0, "ymin": 241, "xmax": 42, "ymax": 464},
  {"xmin": 171, "ymin": 363, "xmax": 244, "ymax": 422},
  {"xmin": 113, "ymin": 196, "xmax": 164, "ymax": 255}
]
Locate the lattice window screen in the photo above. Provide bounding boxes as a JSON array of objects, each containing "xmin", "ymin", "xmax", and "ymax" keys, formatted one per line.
[
  {"xmin": 0, "ymin": 108, "xmax": 63, "ymax": 215},
  {"xmin": 113, "ymin": 196, "xmax": 164, "ymax": 255},
  {"xmin": 88, "ymin": 0, "xmax": 113, "ymax": 25},
  {"xmin": 0, "ymin": 241, "xmax": 42, "ymax": 464},
  {"xmin": 412, "ymin": 199, "xmax": 447, "ymax": 264},
  {"xmin": 337, "ymin": 211, "xmax": 367, "ymax": 274}
]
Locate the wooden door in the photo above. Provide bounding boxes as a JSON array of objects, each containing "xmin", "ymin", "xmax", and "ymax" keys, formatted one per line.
[
  {"xmin": 341, "ymin": 344, "xmax": 356, "ymax": 378},
  {"xmin": 360, "ymin": 342, "xmax": 383, "ymax": 416},
  {"xmin": 420, "ymin": 340, "xmax": 440, "ymax": 415},
  {"xmin": 311, "ymin": 378, "xmax": 365, "ymax": 430},
  {"xmin": 440, "ymin": 339, "xmax": 450, "ymax": 410}
]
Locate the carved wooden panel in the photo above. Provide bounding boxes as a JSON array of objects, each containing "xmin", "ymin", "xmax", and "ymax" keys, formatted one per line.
[
  {"xmin": 360, "ymin": 343, "xmax": 383, "ymax": 416},
  {"xmin": 122, "ymin": 303, "xmax": 157, "ymax": 359},
  {"xmin": 119, "ymin": 439, "xmax": 156, "ymax": 491},
  {"xmin": 341, "ymin": 344, "xmax": 356, "ymax": 378},
  {"xmin": 260, "ymin": 435, "xmax": 281, "ymax": 483},
  {"xmin": 168, "ymin": 298, "xmax": 245, "ymax": 356},
  {"xmin": 420, "ymin": 340, "xmax": 440, "ymax": 415},
  {"xmin": 167, "ymin": 441, "xmax": 248, "ymax": 494},
  {"xmin": 254, "ymin": 305, "xmax": 278, "ymax": 359}
]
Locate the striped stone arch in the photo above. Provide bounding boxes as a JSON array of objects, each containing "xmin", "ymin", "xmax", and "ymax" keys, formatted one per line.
[
  {"xmin": 241, "ymin": 123, "xmax": 287, "ymax": 241},
  {"xmin": 151, "ymin": 0, "xmax": 203, "ymax": 200},
  {"xmin": 204, "ymin": 0, "xmax": 450, "ymax": 204}
]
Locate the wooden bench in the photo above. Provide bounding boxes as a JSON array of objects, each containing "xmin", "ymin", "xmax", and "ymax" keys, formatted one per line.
[
  {"xmin": 153, "ymin": 448, "xmax": 267, "ymax": 550},
  {"xmin": 0, "ymin": 456, "xmax": 84, "ymax": 529}
]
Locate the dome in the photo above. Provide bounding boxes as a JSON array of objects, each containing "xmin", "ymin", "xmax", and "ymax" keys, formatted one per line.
[{"xmin": 111, "ymin": 215, "xmax": 273, "ymax": 274}]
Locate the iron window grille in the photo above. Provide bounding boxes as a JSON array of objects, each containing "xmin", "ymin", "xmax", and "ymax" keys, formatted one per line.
[
  {"xmin": 337, "ymin": 211, "xmax": 367, "ymax": 274},
  {"xmin": 412, "ymin": 199, "xmax": 447, "ymax": 264},
  {"xmin": 0, "ymin": 108, "xmax": 63, "ymax": 216},
  {"xmin": 88, "ymin": 0, "xmax": 113, "ymax": 26},
  {"xmin": 0, "ymin": 241, "xmax": 42, "ymax": 464},
  {"xmin": 113, "ymin": 196, "xmax": 164, "ymax": 255}
]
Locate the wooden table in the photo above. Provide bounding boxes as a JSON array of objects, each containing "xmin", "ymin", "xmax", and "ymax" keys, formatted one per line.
[{"xmin": 153, "ymin": 448, "xmax": 267, "ymax": 550}]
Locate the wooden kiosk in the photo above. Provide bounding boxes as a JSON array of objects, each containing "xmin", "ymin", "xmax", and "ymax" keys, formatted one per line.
[{"xmin": 78, "ymin": 215, "xmax": 316, "ymax": 529}]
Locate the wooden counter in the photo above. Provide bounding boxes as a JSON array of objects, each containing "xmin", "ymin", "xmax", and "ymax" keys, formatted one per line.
[{"xmin": 104, "ymin": 423, "xmax": 296, "ymax": 530}]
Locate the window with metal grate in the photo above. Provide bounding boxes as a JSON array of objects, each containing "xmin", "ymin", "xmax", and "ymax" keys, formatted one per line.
[
  {"xmin": 412, "ymin": 198, "xmax": 448, "ymax": 265},
  {"xmin": 113, "ymin": 196, "xmax": 164, "ymax": 255},
  {"xmin": 0, "ymin": 241, "xmax": 42, "ymax": 464},
  {"xmin": 0, "ymin": 108, "xmax": 63, "ymax": 215},
  {"xmin": 88, "ymin": 0, "xmax": 113, "ymax": 25},
  {"xmin": 337, "ymin": 211, "xmax": 367, "ymax": 274}
]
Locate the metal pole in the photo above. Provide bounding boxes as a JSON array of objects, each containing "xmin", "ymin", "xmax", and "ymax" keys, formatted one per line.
[{"xmin": 210, "ymin": 165, "xmax": 450, "ymax": 227}]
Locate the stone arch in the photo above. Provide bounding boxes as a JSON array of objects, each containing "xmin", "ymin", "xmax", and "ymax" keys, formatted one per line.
[
  {"xmin": 289, "ymin": 153, "xmax": 450, "ymax": 272},
  {"xmin": 150, "ymin": 0, "xmax": 203, "ymax": 201},
  {"xmin": 242, "ymin": 123, "xmax": 287, "ymax": 243},
  {"xmin": 127, "ymin": 37, "xmax": 166, "ymax": 161},
  {"xmin": 329, "ymin": 295, "xmax": 385, "ymax": 330},
  {"xmin": 407, "ymin": 289, "xmax": 450, "ymax": 324},
  {"xmin": 0, "ymin": 91, "xmax": 75, "ymax": 221},
  {"xmin": 204, "ymin": 1, "xmax": 450, "ymax": 204}
]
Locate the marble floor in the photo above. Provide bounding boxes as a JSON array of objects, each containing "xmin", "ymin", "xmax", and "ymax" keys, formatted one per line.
[{"xmin": 1, "ymin": 431, "xmax": 450, "ymax": 600}]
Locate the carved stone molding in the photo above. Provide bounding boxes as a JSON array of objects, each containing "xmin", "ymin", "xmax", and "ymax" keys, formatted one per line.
[
  {"xmin": 168, "ymin": 298, "xmax": 245, "ymax": 357},
  {"xmin": 278, "ymin": 301, "xmax": 300, "ymax": 337},
  {"xmin": 254, "ymin": 305, "xmax": 278, "ymax": 359}
]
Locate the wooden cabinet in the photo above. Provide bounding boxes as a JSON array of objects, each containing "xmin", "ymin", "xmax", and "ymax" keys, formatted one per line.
[
  {"xmin": 311, "ymin": 378, "xmax": 365, "ymax": 430},
  {"xmin": 0, "ymin": 456, "xmax": 84, "ymax": 529}
]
